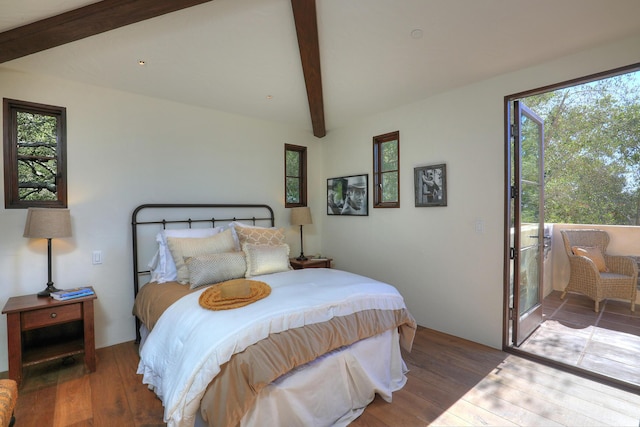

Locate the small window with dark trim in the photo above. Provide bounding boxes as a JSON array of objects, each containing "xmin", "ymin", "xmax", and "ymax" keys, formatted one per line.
[
  {"xmin": 285, "ymin": 144, "xmax": 307, "ymax": 207},
  {"xmin": 3, "ymin": 98, "xmax": 67, "ymax": 208},
  {"xmin": 373, "ymin": 131, "xmax": 399, "ymax": 208}
]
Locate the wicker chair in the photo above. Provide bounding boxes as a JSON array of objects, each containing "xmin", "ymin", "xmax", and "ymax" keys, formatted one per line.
[{"xmin": 560, "ymin": 229, "xmax": 637, "ymax": 312}]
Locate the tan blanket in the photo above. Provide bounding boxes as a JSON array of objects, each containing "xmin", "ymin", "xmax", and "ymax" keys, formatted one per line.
[
  {"xmin": 200, "ymin": 308, "xmax": 416, "ymax": 427},
  {"xmin": 133, "ymin": 281, "xmax": 196, "ymax": 331}
]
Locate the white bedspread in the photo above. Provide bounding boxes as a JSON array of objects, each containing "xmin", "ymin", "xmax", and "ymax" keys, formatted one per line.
[{"xmin": 137, "ymin": 268, "xmax": 410, "ymax": 427}]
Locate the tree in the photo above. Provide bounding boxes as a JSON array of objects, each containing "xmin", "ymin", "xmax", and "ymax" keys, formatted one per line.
[
  {"xmin": 522, "ymin": 72, "xmax": 640, "ymax": 225},
  {"xmin": 17, "ymin": 111, "xmax": 59, "ymax": 201}
]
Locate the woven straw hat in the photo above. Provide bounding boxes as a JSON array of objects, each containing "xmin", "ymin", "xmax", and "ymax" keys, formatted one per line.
[{"xmin": 199, "ymin": 279, "xmax": 271, "ymax": 310}]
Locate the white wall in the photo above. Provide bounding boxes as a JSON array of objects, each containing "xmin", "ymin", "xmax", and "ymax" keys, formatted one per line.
[
  {"xmin": 319, "ymin": 34, "xmax": 640, "ymax": 349},
  {"xmin": 0, "ymin": 68, "xmax": 321, "ymax": 371}
]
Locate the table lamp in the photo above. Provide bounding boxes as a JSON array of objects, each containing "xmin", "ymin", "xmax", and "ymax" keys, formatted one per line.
[
  {"xmin": 23, "ymin": 208, "xmax": 72, "ymax": 297},
  {"xmin": 290, "ymin": 207, "xmax": 312, "ymax": 261}
]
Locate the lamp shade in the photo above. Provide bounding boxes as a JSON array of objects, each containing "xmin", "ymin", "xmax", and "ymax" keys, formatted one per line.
[
  {"xmin": 23, "ymin": 208, "xmax": 72, "ymax": 239},
  {"xmin": 290, "ymin": 206, "xmax": 312, "ymax": 226}
]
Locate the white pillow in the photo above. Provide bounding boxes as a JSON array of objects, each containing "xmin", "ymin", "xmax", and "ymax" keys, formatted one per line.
[
  {"xmin": 243, "ymin": 242, "xmax": 291, "ymax": 278},
  {"xmin": 149, "ymin": 227, "xmax": 224, "ymax": 283}
]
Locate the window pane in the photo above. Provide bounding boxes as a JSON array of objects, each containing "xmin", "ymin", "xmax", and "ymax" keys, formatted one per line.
[
  {"xmin": 284, "ymin": 144, "xmax": 306, "ymax": 208},
  {"xmin": 373, "ymin": 130, "xmax": 399, "ymax": 208},
  {"xmin": 381, "ymin": 140, "xmax": 398, "ymax": 172},
  {"xmin": 4, "ymin": 98, "xmax": 67, "ymax": 208},
  {"xmin": 286, "ymin": 177, "xmax": 300, "ymax": 204},
  {"xmin": 16, "ymin": 111, "xmax": 59, "ymax": 201},
  {"xmin": 286, "ymin": 150, "xmax": 300, "ymax": 176},
  {"xmin": 382, "ymin": 171, "xmax": 398, "ymax": 202}
]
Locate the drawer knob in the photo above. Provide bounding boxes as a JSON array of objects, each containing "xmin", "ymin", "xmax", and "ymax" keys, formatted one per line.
[{"xmin": 50, "ymin": 312, "xmax": 57, "ymax": 319}]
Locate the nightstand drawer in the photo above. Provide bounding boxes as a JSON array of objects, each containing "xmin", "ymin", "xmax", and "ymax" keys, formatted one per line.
[
  {"xmin": 289, "ymin": 258, "xmax": 332, "ymax": 270},
  {"xmin": 299, "ymin": 262, "xmax": 327, "ymax": 268},
  {"xmin": 21, "ymin": 303, "xmax": 82, "ymax": 330}
]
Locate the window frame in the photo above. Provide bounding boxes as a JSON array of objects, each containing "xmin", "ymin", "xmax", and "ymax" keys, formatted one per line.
[
  {"xmin": 373, "ymin": 130, "xmax": 400, "ymax": 208},
  {"xmin": 3, "ymin": 98, "xmax": 67, "ymax": 209},
  {"xmin": 284, "ymin": 143, "xmax": 307, "ymax": 208}
]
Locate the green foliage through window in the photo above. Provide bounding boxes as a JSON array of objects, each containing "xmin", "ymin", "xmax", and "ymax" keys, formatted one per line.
[
  {"xmin": 285, "ymin": 144, "xmax": 307, "ymax": 207},
  {"xmin": 373, "ymin": 131, "xmax": 400, "ymax": 208},
  {"xmin": 3, "ymin": 98, "xmax": 67, "ymax": 208},
  {"xmin": 519, "ymin": 68, "xmax": 640, "ymax": 225}
]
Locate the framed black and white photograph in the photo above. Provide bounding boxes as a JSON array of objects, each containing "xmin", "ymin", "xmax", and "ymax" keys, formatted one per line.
[
  {"xmin": 327, "ymin": 174, "xmax": 368, "ymax": 216},
  {"xmin": 414, "ymin": 164, "xmax": 447, "ymax": 207}
]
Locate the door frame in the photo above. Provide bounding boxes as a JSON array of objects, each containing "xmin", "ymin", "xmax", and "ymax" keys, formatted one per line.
[{"xmin": 502, "ymin": 62, "xmax": 640, "ymax": 353}]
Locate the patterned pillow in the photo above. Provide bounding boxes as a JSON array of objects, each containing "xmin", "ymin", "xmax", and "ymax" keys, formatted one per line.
[
  {"xmin": 186, "ymin": 251, "xmax": 247, "ymax": 289},
  {"xmin": 235, "ymin": 225, "xmax": 285, "ymax": 247},
  {"xmin": 243, "ymin": 243, "xmax": 291, "ymax": 277},
  {"xmin": 166, "ymin": 228, "xmax": 237, "ymax": 283}
]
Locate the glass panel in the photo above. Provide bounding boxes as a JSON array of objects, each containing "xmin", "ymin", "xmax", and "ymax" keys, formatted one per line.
[
  {"xmin": 16, "ymin": 111, "xmax": 58, "ymax": 201},
  {"xmin": 285, "ymin": 150, "xmax": 300, "ymax": 176},
  {"xmin": 381, "ymin": 171, "xmax": 398, "ymax": 202},
  {"xmin": 286, "ymin": 177, "xmax": 300, "ymax": 204},
  {"xmin": 381, "ymin": 140, "xmax": 398, "ymax": 172},
  {"xmin": 520, "ymin": 184, "xmax": 540, "ymax": 223},
  {"xmin": 519, "ymin": 224, "xmax": 540, "ymax": 315},
  {"xmin": 520, "ymin": 114, "xmax": 541, "ymax": 184}
]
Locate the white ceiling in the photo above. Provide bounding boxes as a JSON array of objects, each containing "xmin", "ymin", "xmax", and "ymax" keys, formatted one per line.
[{"xmin": 2, "ymin": 0, "xmax": 640, "ymax": 136}]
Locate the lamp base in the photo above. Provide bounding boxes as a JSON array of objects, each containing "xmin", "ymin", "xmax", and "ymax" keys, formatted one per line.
[
  {"xmin": 296, "ymin": 255, "xmax": 308, "ymax": 261},
  {"xmin": 38, "ymin": 283, "xmax": 60, "ymax": 297}
]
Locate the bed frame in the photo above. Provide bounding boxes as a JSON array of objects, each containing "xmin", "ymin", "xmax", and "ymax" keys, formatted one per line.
[{"xmin": 131, "ymin": 203, "xmax": 275, "ymax": 342}]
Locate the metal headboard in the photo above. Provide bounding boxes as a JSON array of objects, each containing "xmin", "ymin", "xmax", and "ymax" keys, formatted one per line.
[{"xmin": 131, "ymin": 203, "xmax": 275, "ymax": 341}]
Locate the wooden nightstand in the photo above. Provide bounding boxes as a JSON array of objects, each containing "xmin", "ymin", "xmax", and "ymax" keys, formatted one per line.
[
  {"xmin": 289, "ymin": 258, "xmax": 332, "ymax": 270},
  {"xmin": 2, "ymin": 288, "xmax": 97, "ymax": 386}
]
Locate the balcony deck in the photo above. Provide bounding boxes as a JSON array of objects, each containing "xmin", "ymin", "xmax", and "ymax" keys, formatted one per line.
[{"xmin": 519, "ymin": 290, "xmax": 640, "ymax": 387}]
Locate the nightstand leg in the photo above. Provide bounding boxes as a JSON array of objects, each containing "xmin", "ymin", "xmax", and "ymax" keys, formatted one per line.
[
  {"xmin": 6, "ymin": 313, "xmax": 22, "ymax": 385},
  {"xmin": 82, "ymin": 300, "xmax": 96, "ymax": 372}
]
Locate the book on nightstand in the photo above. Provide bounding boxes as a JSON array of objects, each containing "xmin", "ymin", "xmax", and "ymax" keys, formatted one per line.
[{"xmin": 50, "ymin": 287, "xmax": 94, "ymax": 301}]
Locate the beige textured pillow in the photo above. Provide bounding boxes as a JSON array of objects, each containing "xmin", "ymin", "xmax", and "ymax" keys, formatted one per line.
[
  {"xmin": 243, "ymin": 243, "xmax": 291, "ymax": 278},
  {"xmin": 186, "ymin": 251, "xmax": 247, "ymax": 289},
  {"xmin": 572, "ymin": 246, "xmax": 609, "ymax": 272},
  {"xmin": 167, "ymin": 228, "xmax": 237, "ymax": 283},
  {"xmin": 235, "ymin": 226, "xmax": 285, "ymax": 247}
]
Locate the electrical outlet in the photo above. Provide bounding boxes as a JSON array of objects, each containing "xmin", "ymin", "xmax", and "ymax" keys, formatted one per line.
[{"xmin": 92, "ymin": 250, "xmax": 103, "ymax": 265}]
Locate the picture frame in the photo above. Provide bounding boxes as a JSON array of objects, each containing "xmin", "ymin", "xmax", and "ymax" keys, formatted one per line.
[
  {"xmin": 327, "ymin": 174, "xmax": 368, "ymax": 216},
  {"xmin": 414, "ymin": 164, "xmax": 447, "ymax": 207}
]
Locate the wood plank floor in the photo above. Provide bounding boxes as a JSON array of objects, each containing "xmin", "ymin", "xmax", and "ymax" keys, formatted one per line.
[{"xmin": 9, "ymin": 326, "xmax": 640, "ymax": 426}]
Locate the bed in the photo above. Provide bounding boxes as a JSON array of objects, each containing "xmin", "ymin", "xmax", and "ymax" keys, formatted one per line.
[{"xmin": 131, "ymin": 203, "xmax": 416, "ymax": 427}]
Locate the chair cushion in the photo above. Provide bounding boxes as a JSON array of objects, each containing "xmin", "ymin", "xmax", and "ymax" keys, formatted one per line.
[{"xmin": 572, "ymin": 246, "xmax": 609, "ymax": 272}]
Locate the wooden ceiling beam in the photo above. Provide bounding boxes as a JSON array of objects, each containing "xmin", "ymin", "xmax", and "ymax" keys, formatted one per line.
[
  {"xmin": 291, "ymin": 0, "xmax": 326, "ymax": 138},
  {"xmin": 1, "ymin": 0, "xmax": 327, "ymax": 137},
  {"xmin": 0, "ymin": 0, "xmax": 214, "ymax": 64}
]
